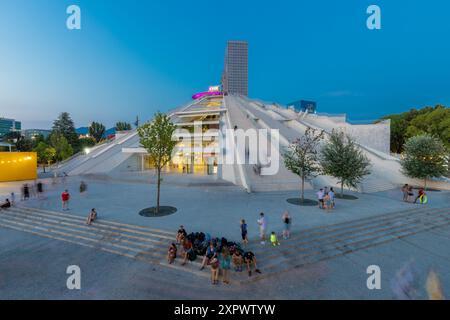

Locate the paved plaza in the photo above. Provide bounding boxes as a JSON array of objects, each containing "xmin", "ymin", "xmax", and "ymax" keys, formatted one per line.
[{"xmin": 0, "ymin": 174, "xmax": 449, "ymax": 299}]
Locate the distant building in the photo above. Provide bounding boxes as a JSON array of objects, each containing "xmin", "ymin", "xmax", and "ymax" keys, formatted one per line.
[
  {"xmin": 222, "ymin": 41, "xmax": 248, "ymax": 96},
  {"xmin": 287, "ymin": 100, "xmax": 317, "ymax": 113},
  {"xmin": 0, "ymin": 118, "xmax": 21, "ymax": 138},
  {"xmin": 23, "ymin": 129, "xmax": 52, "ymax": 140}
]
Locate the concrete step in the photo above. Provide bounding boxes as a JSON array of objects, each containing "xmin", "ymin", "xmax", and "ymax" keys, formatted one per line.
[{"xmin": 243, "ymin": 207, "xmax": 450, "ymax": 282}]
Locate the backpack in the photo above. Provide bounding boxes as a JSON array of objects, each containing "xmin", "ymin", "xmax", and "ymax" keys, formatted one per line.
[{"xmin": 188, "ymin": 250, "xmax": 197, "ymax": 261}]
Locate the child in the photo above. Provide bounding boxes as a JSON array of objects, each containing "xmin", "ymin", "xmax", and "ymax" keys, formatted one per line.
[
  {"xmin": 209, "ymin": 254, "xmax": 220, "ymax": 285},
  {"xmin": 270, "ymin": 232, "xmax": 280, "ymax": 246},
  {"xmin": 167, "ymin": 243, "xmax": 177, "ymax": 264}
]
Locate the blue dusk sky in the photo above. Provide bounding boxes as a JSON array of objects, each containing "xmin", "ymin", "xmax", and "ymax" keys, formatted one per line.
[{"xmin": 0, "ymin": 0, "xmax": 449, "ymax": 129}]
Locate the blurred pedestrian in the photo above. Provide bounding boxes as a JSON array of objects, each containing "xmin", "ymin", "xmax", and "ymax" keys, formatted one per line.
[{"xmin": 61, "ymin": 190, "xmax": 70, "ymax": 211}]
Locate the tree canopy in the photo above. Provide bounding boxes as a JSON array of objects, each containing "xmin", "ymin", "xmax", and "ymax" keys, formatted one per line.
[
  {"xmin": 381, "ymin": 105, "xmax": 450, "ymax": 153},
  {"xmin": 138, "ymin": 112, "xmax": 177, "ymax": 212},
  {"xmin": 320, "ymin": 130, "xmax": 371, "ymax": 196},
  {"xmin": 284, "ymin": 128, "xmax": 324, "ymax": 202},
  {"xmin": 52, "ymin": 112, "xmax": 79, "ymax": 151},
  {"xmin": 89, "ymin": 122, "xmax": 106, "ymax": 143},
  {"xmin": 115, "ymin": 122, "xmax": 132, "ymax": 131},
  {"xmin": 401, "ymin": 134, "xmax": 448, "ymax": 188}
]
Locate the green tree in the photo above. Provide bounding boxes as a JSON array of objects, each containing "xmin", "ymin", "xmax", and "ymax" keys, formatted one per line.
[
  {"xmin": 89, "ymin": 122, "xmax": 106, "ymax": 143},
  {"xmin": 49, "ymin": 133, "xmax": 73, "ymax": 161},
  {"xmin": 138, "ymin": 113, "xmax": 177, "ymax": 213},
  {"xmin": 284, "ymin": 128, "xmax": 324, "ymax": 203},
  {"xmin": 34, "ymin": 142, "xmax": 56, "ymax": 173},
  {"xmin": 52, "ymin": 112, "xmax": 79, "ymax": 151},
  {"xmin": 381, "ymin": 105, "xmax": 450, "ymax": 152},
  {"xmin": 115, "ymin": 122, "xmax": 132, "ymax": 131},
  {"xmin": 401, "ymin": 135, "xmax": 448, "ymax": 189},
  {"xmin": 79, "ymin": 136, "xmax": 96, "ymax": 151},
  {"xmin": 320, "ymin": 130, "xmax": 372, "ymax": 197}
]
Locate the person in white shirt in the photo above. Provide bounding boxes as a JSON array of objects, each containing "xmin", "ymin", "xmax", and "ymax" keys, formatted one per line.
[
  {"xmin": 317, "ymin": 189, "xmax": 325, "ymax": 209},
  {"xmin": 257, "ymin": 212, "xmax": 267, "ymax": 245}
]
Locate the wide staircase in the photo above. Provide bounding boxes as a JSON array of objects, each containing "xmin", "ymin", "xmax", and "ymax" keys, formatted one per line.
[{"xmin": 1, "ymin": 206, "xmax": 449, "ymax": 284}]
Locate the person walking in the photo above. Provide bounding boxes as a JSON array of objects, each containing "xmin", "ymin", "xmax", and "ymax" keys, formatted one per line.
[
  {"xmin": 86, "ymin": 208, "xmax": 97, "ymax": 225},
  {"xmin": 257, "ymin": 212, "xmax": 267, "ymax": 245},
  {"xmin": 240, "ymin": 219, "xmax": 249, "ymax": 247},
  {"xmin": 61, "ymin": 190, "xmax": 70, "ymax": 211},
  {"xmin": 220, "ymin": 249, "xmax": 231, "ymax": 284},
  {"xmin": 282, "ymin": 211, "xmax": 291, "ymax": 240},
  {"xmin": 317, "ymin": 188, "xmax": 324, "ymax": 209}
]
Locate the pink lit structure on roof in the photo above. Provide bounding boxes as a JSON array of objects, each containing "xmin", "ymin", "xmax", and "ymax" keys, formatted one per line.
[{"xmin": 192, "ymin": 86, "xmax": 223, "ymax": 100}]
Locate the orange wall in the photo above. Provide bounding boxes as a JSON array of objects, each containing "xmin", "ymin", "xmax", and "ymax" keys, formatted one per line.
[{"xmin": 0, "ymin": 152, "xmax": 38, "ymax": 182}]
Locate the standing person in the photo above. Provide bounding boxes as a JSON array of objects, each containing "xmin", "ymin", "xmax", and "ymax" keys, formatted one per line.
[
  {"xmin": 240, "ymin": 219, "xmax": 249, "ymax": 247},
  {"xmin": 401, "ymin": 184, "xmax": 409, "ymax": 202},
  {"xmin": 220, "ymin": 249, "xmax": 231, "ymax": 284},
  {"xmin": 37, "ymin": 181, "xmax": 44, "ymax": 199},
  {"xmin": 324, "ymin": 192, "xmax": 332, "ymax": 212},
  {"xmin": 257, "ymin": 212, "xmax": 267, "ymax": 245},
  {"xmin": 316, "ymin": 188, "xmax": 324, "ymax": 209},
  {"xmin": 209, "ymin": 254, "xmax": 220, "ymax": 285},
  {"xmin": 407, "ymin": 186, "xmax": 414, "ymax": 202},
  {"xmin": 79, "ymin": 181, "xmax": 87, "ymax": 194},
  {"xmin": 10, "ymin": 192, "xmax": 15, "ymax": 206},
  {"xmin": 86, "ymin": 208, "xmax": 97, "ymax": 225},
  {"xmin": 282, "ymin": 211, "xmax": 291, "ymax": 240},
  {"xmin": 329, "ymin": 188, "xmax": 336, "ymax": 209},
  {"xmin": 23, "ymin": 184, "xmax": 30, "ymax": 201},
  {"xmin": 61, "ymin": 190, "xmax": 70, "ymax": 211}
]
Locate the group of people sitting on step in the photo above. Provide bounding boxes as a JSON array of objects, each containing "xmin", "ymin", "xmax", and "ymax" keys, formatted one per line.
[{"xmin": 167, "ymin": 226, "xmax": 261, "ymax": 285}]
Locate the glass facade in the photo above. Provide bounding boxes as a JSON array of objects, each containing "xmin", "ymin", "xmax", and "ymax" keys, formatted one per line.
[
  {"xmin": 0, "ymin": 118, "xmax": 21, "ymax": 138},
  {"xmin": 223, "ymin": 41, "xmax": 248, "ymax": 96}
]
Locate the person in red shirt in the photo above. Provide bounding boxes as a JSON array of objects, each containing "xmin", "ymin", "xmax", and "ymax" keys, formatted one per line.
[{"xmin": 61, "ymin": 190, "xmax": 70, "ymax": 211}]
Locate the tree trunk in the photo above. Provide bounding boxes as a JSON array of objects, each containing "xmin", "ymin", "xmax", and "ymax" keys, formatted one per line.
[
  {"xmin": 301, "ymin": 176, "xmax": 305, "ymax": 203},
  {"xmin": 156, "ymin": 168, "xmax": 161, "ymax": 213},
  {"xmin": 424, "ymin": 177, "xmax": 427, "ymax": 191},
  {"xmin": 43, "ymin": 164, "xmax": 46, "ymax": 173},
  {"xmin": 341, "ymin": 182, "xmax": 344, "ymax": 198}
]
